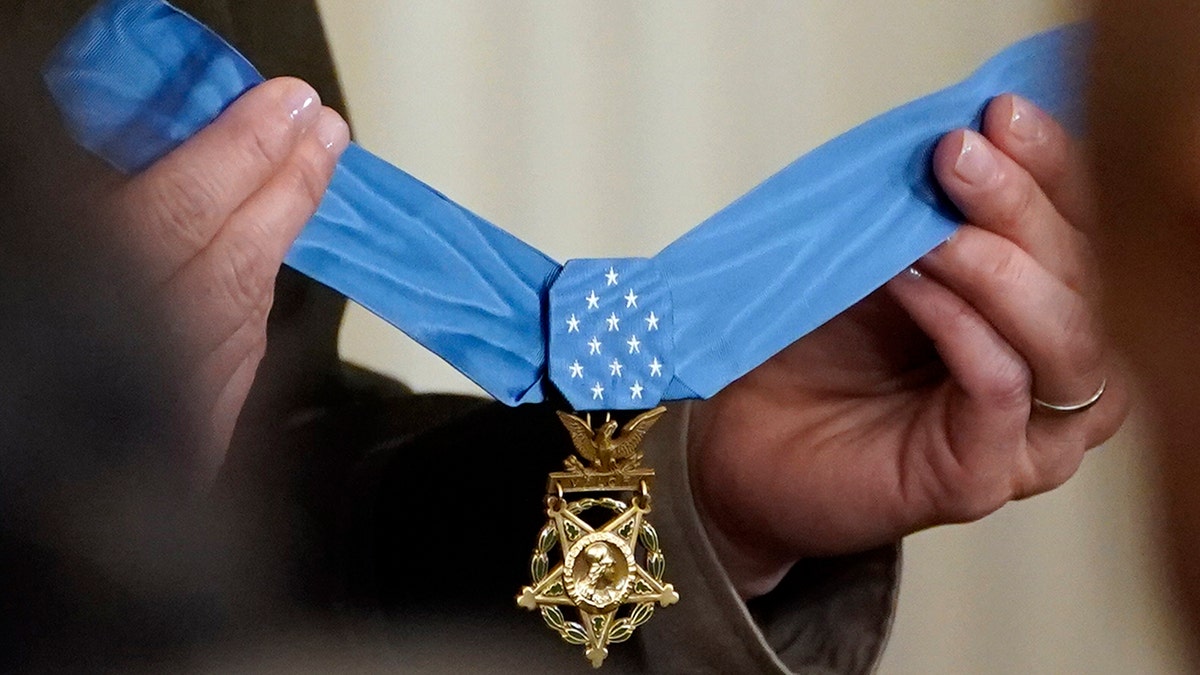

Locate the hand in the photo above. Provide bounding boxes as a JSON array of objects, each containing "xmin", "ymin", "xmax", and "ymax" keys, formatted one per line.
[
  {"xmin": 101, "ymin": 77, "xmax": 349, "ymax": 482},
  {"xmin": 687, "ymin": 95, "xmax": 1130, "ymax": 598}
]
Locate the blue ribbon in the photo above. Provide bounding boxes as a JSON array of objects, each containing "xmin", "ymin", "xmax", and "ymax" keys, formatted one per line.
[{"xmin": 43, "ymin": 0, "xmax": 1086, "ymax": 411}]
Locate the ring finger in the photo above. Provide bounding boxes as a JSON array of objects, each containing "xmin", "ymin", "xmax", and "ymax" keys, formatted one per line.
[{"xmin": 918, "ymin": 225, "xmax": 1107, "ymax": 415}]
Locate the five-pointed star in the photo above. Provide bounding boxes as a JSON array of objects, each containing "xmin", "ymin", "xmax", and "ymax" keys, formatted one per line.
[
  {"xmin": 569, "ymin": 361, "xmax": 584, "ymax": 379},
  {"xmin": 627, "ymin": 335, "xmax": 642, "ymax": 354},
  {"xmin": 586, "ymin": 291, "xmax": 600, "ymax": 310},
  {"xmin": 591, "ymin": 382, "xmax": 605, "ymax": 400},
  {"xmin": 649, "ymin": 357, "xmax": 663, "ymax": 377},
  {"xmin": 566, "ymin": 313, "xmax": 581, "ymax": 333},
  {"xmin": 588, "ymin": 337, "xmax": 602, "ymax": 355},
  {"xmin": 605, "ymin": 267, "xmax": 619, "ymax": 286},
  {"xmin": 630, "ymin": 381, "xmax": 644, "ymax": 400},
  {"xmin": 516, "ymin": 495, "xmax": 680, "ymax": 668},
  {"xmin": 609, "ymin": 359, "xmax": 624, "ymax": 377},
  {"xmin": 606, "ymin": 312, "xmax": 620, "ymax": 332},
  {"xmin": 645, "ymin": 311, "xmax": 659, "ymax": 331},
  {"xmin": 624, "ymin": 289, "xmax": 638, "ymax": 308}
]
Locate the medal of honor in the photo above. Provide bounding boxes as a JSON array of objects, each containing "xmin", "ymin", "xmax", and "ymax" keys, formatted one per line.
[
  {"xmin": 46, "ymin": 2, "xmax": 1086, "ymax": 667},
  {"xmin": 517, "ymin": 408, "xmax": 678, "ymax": 668}
]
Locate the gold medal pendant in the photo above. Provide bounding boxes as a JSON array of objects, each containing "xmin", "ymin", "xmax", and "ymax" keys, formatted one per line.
[{"xmin": 517, "ymin": 406, "xmax": 679, "ymax": 668}]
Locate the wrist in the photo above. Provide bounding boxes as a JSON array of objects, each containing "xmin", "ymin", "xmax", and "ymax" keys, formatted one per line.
[
  {"xmin": 687, "ymin": 399, "xmax": 798, "ymax": 599},
  {"xmin": 697, "ymin": 504, "xmax": 797, "ymax": 599}
]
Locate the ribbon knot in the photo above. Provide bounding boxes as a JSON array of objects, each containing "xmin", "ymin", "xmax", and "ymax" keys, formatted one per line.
[
  {"xmin": 42, "ymin": 0, "xmax": 1087, "ymax": 412},
  {"xmin": 549, "ymin": 259, "xmax": 674, "ymax": 410}
]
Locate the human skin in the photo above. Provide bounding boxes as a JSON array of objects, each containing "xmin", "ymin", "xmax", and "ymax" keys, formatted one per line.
[
  {"xmin": 1089, "ymin": 0, "xmax": 1200, "ymax": 658},
  {"xmin": 98, "ymin": 77, "xmax": 350, "ymax": 481},
  {"xmin": 110, "ymin": 81, "xmax": 1125, "ymax": 597},
  {"xmin": 690, "ymin": 95, "xmax": 1129, "ymax": 597}
]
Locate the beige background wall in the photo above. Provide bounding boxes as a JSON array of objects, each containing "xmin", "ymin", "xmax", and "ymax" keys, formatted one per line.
[{"xmin": 315, "ymin": 1, "xmax": 1189, "ymax": 672}]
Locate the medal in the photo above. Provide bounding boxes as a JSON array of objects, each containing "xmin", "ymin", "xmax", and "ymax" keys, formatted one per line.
[
  {"xmin": 517, "ymin": 408, "xmax": 678, "ymax": 668},
  {"xmin": 45, "ymin": 2, "xmax": 1086, "ymax": 667}
]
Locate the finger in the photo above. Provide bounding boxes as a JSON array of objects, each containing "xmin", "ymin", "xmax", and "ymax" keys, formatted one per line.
[
  {"xmin": 919, "ymin": 226, "xmax": 1107, "ymax": 410},
  {"xmin": 191, "ymin": 321, "xmax": 267, "ymax": 482},
  {"xmin": 886, "ymin": 268, "xmax": 1031, "ymax": 518},
  {"xmin": 1026, "ymin": 359, "xmax": 1131, "ymax": 453},
  {"xmin": 933, "ymin": 128, "xmax": 1091, "ymax": 291},
  {"xmin": 166, "ymin": 106, "xmax": 349, "ymax": 353},
  {"xmin": 112, "ymin": 77, "xmax": 324, "ymax": 278},
  {"xmin": 982, "ymin": 94, "xmax": 1095, "ymax": 233}
]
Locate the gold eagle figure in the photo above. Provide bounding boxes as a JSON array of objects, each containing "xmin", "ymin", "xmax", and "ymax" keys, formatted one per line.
[{"xmin": 556, "ymin": 407, "xmax": 667, "ymax": 472}]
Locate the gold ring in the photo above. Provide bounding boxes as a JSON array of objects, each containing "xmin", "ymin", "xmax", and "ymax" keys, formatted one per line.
[{"xmin": 1033, "ymin": 378, "xmax": 1106, "ymax": 415}]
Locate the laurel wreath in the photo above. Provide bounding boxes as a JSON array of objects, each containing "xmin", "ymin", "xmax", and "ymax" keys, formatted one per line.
[{"xmin": 531, "ymin": 498, "xmax": 665, "ymax": 646}]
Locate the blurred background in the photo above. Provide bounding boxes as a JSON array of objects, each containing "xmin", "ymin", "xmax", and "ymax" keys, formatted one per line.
[{"xmin": 314, "ymin": 1, "xmax": 1190, "ymax": 671}]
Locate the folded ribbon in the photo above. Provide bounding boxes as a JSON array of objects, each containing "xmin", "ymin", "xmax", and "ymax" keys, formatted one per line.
[{"xmin": 43, "ymin": 0, "xmax": 1086, "ymax": 411}]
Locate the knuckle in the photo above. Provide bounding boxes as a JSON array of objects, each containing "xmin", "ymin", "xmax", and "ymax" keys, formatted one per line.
[
  {"xmin": 1056, "ymin": 232, "xmax": 1092, "ymax": 291},
  {"xmin": 943, "ymin": 298, "xmax": 982, "ymax": 336},
  {"xmin": 240, "ymin": 328, "xmax": 270, "ymax": 365},
  {"xmin": 216, "ymin": 315, "xmax": 271, "ymax": 368},
  {"xmin": 938, "ymin": 476, "xmax": 1009, "ymax": 524},
  {"xmin": 981, "ymin": 358, "xmax": 1032, "ymax": 410},
  {"xmin": 953, "ymin": 491, "xmax": 1006, "ymax": 523},
  {"xmin": 1021, "ymin": 443, "xmax": 1085, "ymax": 498},
  {"xmin": 217, "ymin": 235, "xmax": 277, "ymax": 313},
  {"xmin": 142, "ymin": 168, "xmax": 224, "ymax": 249},
  {"xmin": 994, "ymin": 170, "xmax": 1041, "ymax": 231},
  {"xmin": 984, "ymin": 241, "xmax": 1031, "ymax": 289},
  {"xmin": 924, "ymin": 443, "xmax": 1021, "ymax": 525}
]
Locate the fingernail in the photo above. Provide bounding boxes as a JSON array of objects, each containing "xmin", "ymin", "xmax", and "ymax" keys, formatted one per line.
[
  {"xmin": 313, "ymin": 108, "xmax": 350, "ymax": 154},
  {"xmin": 954, "ymin": 130, "xmax": 997, "ymax": 185},
  {"xmin": 286, "ymin": 84, "xmax": 321, "ymax": 127},
  {"xmin": 1007, "ymin": 95, "xmax": 1045, "ymax": 143}
]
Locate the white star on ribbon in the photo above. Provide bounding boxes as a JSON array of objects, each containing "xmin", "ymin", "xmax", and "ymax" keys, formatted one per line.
[
  {"xmin": 627, "ymin": 335, "xmax": 641, "ymax": 354},
  {"xmin": 630, "ymin": 381, "xmax": 644, "ymax": 400},
  {"xmin": 605, "ymin": 267, "xmax": 619, "ymax": 287},
  {"xmin": 569, "ymin": 361, "xmax": 584, "ymax": 378},
  {"xmin": 609, "ymin": 359, "xmax": 624, "ymax": 377},
  {"xmin": 649, "ymin": 358, "xmax": 663, "ymax": 377},
  {"xmin": 591, "ymin": 382, "xmax": 605, "ymax": 400},
  {"xmin": 645, "ymin": 311, "xmax": 659, "ymax": 331},
  {"xmin": 585, "ymin": 291, "xmax": 600, "ymax": 310},
  {"xmin": 588, "ymin": 337, "xmax": 602, "ymax": 355},
  {"xmin": 606, "ymin": 312, "xmax": 620, "ymax": 332},
  {"xmin": 566, "ymin": 314, "xmax": 580, "ymax": 333},
  {"xmin": 624, "ymin": 289, "xmax": 638, "ymax": 309}
]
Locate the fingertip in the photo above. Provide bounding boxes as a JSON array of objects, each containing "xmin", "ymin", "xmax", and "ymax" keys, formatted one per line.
[
  {"xmin": 936, "ymin": 128, "xmax": 998, "ymax": 188},
  {"xmin": 265, "ymin": 76, "xmax": 322, "ymax": 128},
  {"xmin": 311, "ymin": 106, "xmax": 350, "ymax": 156},
  {"xmin": 199, "ymin": 77, "xmax": 327, "ymax": 176},
  {"xmin": 981, "ymin": 93, "xmax": 1017, "ymax": 136},
  {"xmin": 933, "ymin": 128, "xmax": 968, "ymax": 172},
  {"xmin": 984, "ymin": 93, "xmax": 1049, "ymax": 149}
]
